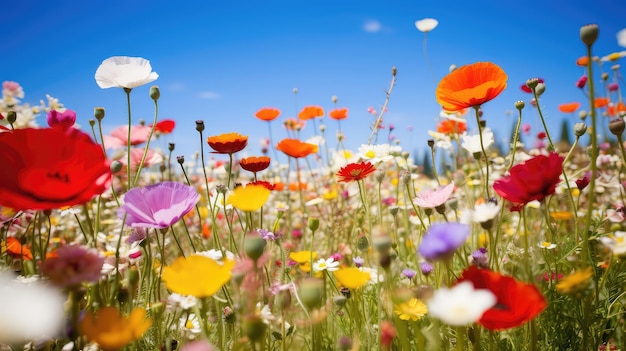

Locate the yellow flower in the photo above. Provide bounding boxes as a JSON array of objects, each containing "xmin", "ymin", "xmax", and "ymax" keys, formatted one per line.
[
  {"xmin": 162, "ymin": 255, "xmax": 235, "ymax": 298},
  {"xmin": 394, "ymin": 298, "xmax": 428, "ymax": 321},
  {"xmin": 227, "ymin": 184, "xmax": 270, "ymax": 212},
  {"xmin": 556, "ymin": 267, "xmax": 594, "ymax": 295},
  {"xmin": 550, "ymin": 211, "xmax": 574, "ymax": 220},
  {"xmin": 334, "ymin": 267, "xmax": 371, "ymax": 289},
  {"xmin": 322, "ymin": 190, "xmax": 337, "ymax": 200},
  {"xmin": 80, "ymin": 307, "xmax": 151, "ymax": 351},
  {"xmin": 289, "ymin": 251, "xmax": 317, "ymax": 264}
]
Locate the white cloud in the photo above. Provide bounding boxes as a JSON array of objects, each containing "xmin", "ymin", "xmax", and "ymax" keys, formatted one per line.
[
  {"xmin": 363, "ymin": 20, "xmax": 381, "ymax": 33},
  {"xmin": 197, "ymin": 91, "xmax": 220, "ymax": 100},
  {"xmin": 168, "ymin": 82, "xmax": 185, "ymax": 91}
]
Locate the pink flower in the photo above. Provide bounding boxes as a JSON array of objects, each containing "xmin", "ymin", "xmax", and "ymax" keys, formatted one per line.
[
  {"xmin": 413, "ymin": 183, "xmax": 455, "ymax": 209},
  {"xmin": 180, "ymin": 341, "xmax": 215, "ymax": 351},
  {"xmin": 576, "ymin": 75, "xmax": 588, "ymax": 89},
  {"xmin": 47, "ymin": 109, "xmax": 76, "ymax": 129},
  {"xmin": 124, "ymin": 148, "xmax": 164, "ymax": 169},
  {"xmin": 41, "ymin": 245, "xmax": 105, "ymax": 289},
  {"xmin": 367, "ymin": 106, "xmax": 377, "ymax": 115},
  {"xmin": 608, "ymin": 82, "xmax": 619, "ymax": 92},
  {"xmin": 522, "ymin": 123, "xmax": 531, "ymax": 135},
  {"xmin": 103, "ymin": 124, "xmax": 151, "ymax": 149}
]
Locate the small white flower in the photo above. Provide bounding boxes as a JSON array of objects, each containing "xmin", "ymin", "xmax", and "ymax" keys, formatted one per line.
[
  {"xmin": 427, "ymin": 281, "xmax": 496, "ymax": 326},
  {"xmin": 167, "ymin": 293, "xmax": 198, "ymax": 311},
  {"xmin": 196, "ymin": 249, "xmax": 235, "ymax": 264},
  {"xmin": 415, "ymin": 18, "xmax": 439, "ymax": 33},
  {"xmin": 313, "ymin": 258, "xmax": 340, "ymax": 272},
  {"xmin": 95, "ymin": 56, "xmax": 159, "ymax": 89},
  {"xmin": 468, "ymin": 202, "xmax": 500, "ymax": 224},
  {"xmin": 538, "ymin": 241, "xmax": 557, "ymax": 250},
  {"xmin": 461, "ymin": 128, "xmax": 495, "ymax": 154},
  {"xmin": 358, "ymin": 144, "xmax": 394, "ymax": 164},
  {"xmin": 179, "ymin": 313, "xmax": 202, "ymax": 339},
  {"xmin": 600, "ymin": 231, "xmax": 626, "ymax": 256}
]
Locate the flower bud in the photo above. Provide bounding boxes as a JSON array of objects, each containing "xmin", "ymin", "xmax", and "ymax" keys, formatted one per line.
[
  {"xmin": 243, "ymin": 315, "xmax": 267, "ymax": 342},
  {"xmin": 574, "ymin": 123, "xmax": 588, "ymax": 137},
  {"xmin": 276, "ymin": 289, "xmax": 291, "ymax": 310},
  {"xmin": 333, "ymin": 295, "xmax": 347, "ymax": 307},
  {"xmin": 177, "ymin": 155, "xmax": 185, "ymax": 165},
  {"xmin": 609, "ymin": 119, "xmax": 625, "ymax": 136},
  {"xmin": 195, "ymin": 120, "xmax": 205, "ymax": 132},
  {"xmin": 602, "ymin": 72, "xmax": 609, "ymax": 81},
  {"xmin": 579, "ymin": 110, "xmax": 588, "ymax": 120},
  {"xmin": 535, "ymin": 83, "xmax": 546, "ymax": 96},
  {"xmin": 244, "ymin": 234, "xmax": 266, "ymax": 262},
  {"xmin": 89, "ymin": 119, "xmax": 95, "ymax": 127},
  {"xmin": 127, "ymin": 268, "xmax": 140, "ymax": 286},
  {"xmin": 7, "ymin": 111, "xmax": 16, "ymax": 124},
  {"xmin": 94, "ymin": 107, "xmax": 105, "ymax": 121},
  {"xmin": 299, "ymin": 278, "xmax": 324, "ymax": 309},
  {"xmin": 357, "ymin": 235, "xmax": 369, "ymax": 252},
  {"xmin": 293, "ymin": 88, "xmax": 298, "ymax": 94},
  {"xmin": 526, "ymin": 78, "xmax": 540, "ymax": 90},
  {"xmin": 47, "ymin": 109, "xmax": 76, "ymax": 129},
  {"xmin": 149, "ymin": 86, "xmax": 160, "ymax": 101},
  {"xmin": 308, "ymin": 217, "xmax": 320, "ymax": 232},
  {"xmin": 580, "ymin": 24, "xmax": 599, "ymax": 46},
  {"xmin": 427, "ymin": 139, "xmax": 435, "ymax": 148},
  {"xmin": 389, "ymin": 206, "xmax": 399, "ymax": 216},
  {"xmin": 338, "ymin": 336, "xmax": 353, "ymax": 351},
  {"xmin": 449, "ymin": 64, "xmax": 457, "ymax": 72},
  {"xmin": 223, "ymin": 306, "xmax": 236, "ymax": 324},
  {"xmin": 372, "ymin": 235, "xmax": 392, "ymax": 254},
  {"xmin": 374, "ymin": 169, "xmax": 385, "ymax": 183},
  {"xmin": 392, "ymin": 66, "xmax": 397, "ymax": 76},
  {"xmin": 168, "ymin": 142, "xmax": 175, "ymax": 151},
  {"xmin": 111, "ymin": 160, "xmax": 123, "ymax": 173},
  {"xmin": 514, "ymin": 100, "xmax": 525, "ymax": 110},
  {"xmin": 331, "ymin": 95, "xmax": 338, "ymax": 104}
]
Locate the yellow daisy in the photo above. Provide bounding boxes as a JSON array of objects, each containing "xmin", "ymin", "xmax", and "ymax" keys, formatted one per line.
[{"xmin": 394, "ymin": 298, "xmax": 428, "ymax": 321}]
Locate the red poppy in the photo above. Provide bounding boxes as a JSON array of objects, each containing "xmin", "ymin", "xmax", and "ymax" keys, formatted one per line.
[
  {"xmin": 457, "ymin": 266, "xmax": 547, "ymax": 330},
  {"xmin": 558, "ymin": 102, "xmax": 580, "ymax": 113},
  {"xmin": 436, "ymin": 120, "xmax": 467, "ymax": 134},
  {"xmin": 276, "ymin": 138, "xmax": 318, "ymax": 158},
  {"xmin": 255, "ymin": 107, "xmax": 281, "ymax": 122},
  {"xmin": 595, "ymin": 97, "xmax": 610, "ymax": 109},
  {"xmin": 5, "ymin": 237, "xmax": 33, "ymax": 260},
  {"xmin": 249, "ymin": 180, "xmax": 276, "ymax": 191},
  {"xmin": 207, "ymin": 132, "xmax": 248, "ymax": 154},
  {"xmin": 493, "ymin": 152, "xmax": 563, "ymax": 212},
  {"xmin": 298, "ymin": 106, "xmax": 324, "ymax": 120},
  {"xmin": 436, "ymin": 62, "xmax": 508, "ymax": 112},
  {"xmin": 152, "ymin": 119, "xmax": 176, "ymax": 134},
  {"xmin": 240, "ymin": 156, "xmax": 271, "ymax": 173},
  {"xmin": 329, "ymin": 108, "xmax": 348, "ymax": 120},
  {"xmin": 336, "ymin": 161, "xmax": 376, "ymax": 182},
  {"xmin": 0, "ymin": 128, "xmax": 111, "ymax": 210},
  {"xmin": 520, "ymin": 78, "xmax": 544, "ymax": 93}
]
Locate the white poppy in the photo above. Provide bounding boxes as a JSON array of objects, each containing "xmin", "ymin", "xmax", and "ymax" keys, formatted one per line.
[
  {"xmin": 461, "ymin": 128, "xmax": 495, "ymax": 154},
  {"xmin": 415, "ymin": 18, "xmax": 439, "ymax": 33},
  {"xmin": 95, "ymin": 56, "xmax": 159, "ymax": 89},
  {"xmin": 427, "ymin": 281, "xmax": 496, "ymax": 326}
]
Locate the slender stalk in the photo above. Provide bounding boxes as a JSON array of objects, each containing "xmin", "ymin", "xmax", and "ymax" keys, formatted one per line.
[
  {"xmin": 367, "ymin": 67, "xmax": 397, "ymax": 145},
  {"xmin": 474, "ymin": 107, "xmax": 491, "ymax": 198},
  {"xmin": 133, "ymin": 97, "xmax": 159, "ymax": 186},
  {"xmin": 124, "ymin": 88, "xmax": 133, "ymax": 190}
]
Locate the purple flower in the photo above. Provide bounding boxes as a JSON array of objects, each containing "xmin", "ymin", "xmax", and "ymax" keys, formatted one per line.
[
  {"xmin": 401, "ymin": 268, "xmax": 417, "ymax": 279},
  {"xmin": 330, "ymin": 252, "xmax": 342, "ymax": 262},
  {"xmin": 420, "ymin": 262, "xmax": 434, "ymax": 276},
  {"xmin": 257, "ymin": 228, "xmax": 275, "ymax": 241},
  {"xmin": 119, "ymin": 181, "xmax": 199, "ymax": 229},
  {"xmin": 41, "ymin": 245, "xmax": 104, "ymax": 288},
  {"xmin": 47, "ymin": 109, "xmax": 76, "ymax": 129},
  {"xmin": 471, "ymin": 248, "xmax": 489, "ymax": 268},
  {"xmin": 418, "ymin": 222, "xmax": 470, "ymax": 261},
  {"xmin": 353, "ymin": 256, "xmax": 365, "ymax": 268}
]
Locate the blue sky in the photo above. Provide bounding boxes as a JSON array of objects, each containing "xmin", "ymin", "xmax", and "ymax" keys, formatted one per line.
[{"xmin": 3, "ymin": 0, "xmax": 626, "ymax": 162}]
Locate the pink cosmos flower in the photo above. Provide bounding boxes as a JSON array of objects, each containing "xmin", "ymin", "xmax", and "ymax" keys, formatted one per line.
[
  {"xmin": 413, "ymin": 183, "xmax": 455, "ymax": 209},
  {"xmin": 118, "ymin": 181, "xmax": 200, "ymax": 229},
  {"xmin": 103, "ymin": 124, "xmax": 152, "ymax": 149},
  {"xmin": 47, "ymin": 109, "xmax": 76, "ymax": 129},
  {"xmin": 41, "ymin": 245, "xmax": 105, "ymax": 289}
]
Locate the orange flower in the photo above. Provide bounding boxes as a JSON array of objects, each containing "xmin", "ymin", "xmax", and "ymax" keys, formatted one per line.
[
  {"xmin": 595, "ymin": 97, "xmax": 610, "ymax": 109},
  {"xmin": 240, "ymin": 156, "xmax": 271, "ymax": 173},
  {"xmin": 436, "ymin": 120, "xmax": 467, "ymax": 134},
  {"xmin": 576, "ymin": 56, "xmax": 589, "ymax": 67},
  {"xmin": 435, "ymin": 62, "xmax": 508, "ymax": 112},
  {"xmin": 558, "ymin": 102, "xmax": 581, "ymax": 113},
  {"xmin": 284, "ymin": 118, "xmax": 305, "ymax": 131},
  {"xmin": 298, "ymin": 105, "xmax": 325, "ymax": 120},
  {"xmin": 276, "ymin": 138, "xmax": 318, "ymax": 158},
  {"xmin": 255, "ymin": 107, "xmax": 281, "ymax": 122},
  {"xmin": 608, "ymin": 102, "xmax": 626, "ymax": 116},
  {"xmin": 329, "ymin": 108, "xmax": 348, "ymax": 120},
  {"xmin": 207, "ymin": 132, "xmax": 248, "ymax": 154},
  {"xmin": 288, "ymin": 182, "xmax": 307, "ymax": 191},
  {"xmin": 4, "ymin": 237, "xmax": 33, "ymax": 260}
]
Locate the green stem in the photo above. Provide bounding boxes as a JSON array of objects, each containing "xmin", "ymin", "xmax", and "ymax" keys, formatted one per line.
[
  {"xmin": 133, "ymin": 97, "xmax": 159, "ymax": 186},
  {"xmin": 124, "ymin": 88, "xmax": 133, "ymax": 190},
  {"xmin": 474, "ymin": 107, "xmax": 491, "ymax": 198}
]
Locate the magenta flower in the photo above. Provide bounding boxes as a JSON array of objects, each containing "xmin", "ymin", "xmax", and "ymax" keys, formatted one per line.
[
  {"xmin": 413, "ymin": 183, "xmax": 455, "ymax": 209},
  {"xmin": 576, "ymin": 75, "xmax": 588, "ymax": 89},
  {"xmin": 47, "ymin": 109, "xmax": 76, "ymax": 129},
  {"xmin": 41, "ymin": 245, "xmax": 104, "ymax": 289},
  {"xmin": 119, "ymin": 181, "xmax": 200, "ymax": 229},
  {"xmin": 418, "ymin": 222, "xmax": 470, "ymax": 261}
]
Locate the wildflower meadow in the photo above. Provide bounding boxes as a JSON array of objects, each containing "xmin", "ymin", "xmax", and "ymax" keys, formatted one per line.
[{"xmin": 3, "ymin": 20, "xmax": 626, "ymax": 351}]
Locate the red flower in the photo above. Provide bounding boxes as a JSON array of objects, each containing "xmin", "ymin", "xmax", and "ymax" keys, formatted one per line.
[
  {"xmin": 152, "ymin": 119, "xmax": 176, "ymax": 134},
  {"xmin": 276, "ymin": 138, "xmax": 318, "ymax": 158},
  {"xmin": 457, "ymin": 266, "xmax": 547, "ymax": 330},
  {"xmin": 240, "ymin": 156, "xmax": 271, "ymax": 173},
  {"xmin": 520, "ymin": 78, "xmax": 544, "ymax": 93},
  {"xmin": 255, "ymin": 107, "xmax": 281, "ymax": 122},
  {"xmin": 337, "ymin": 162, "xmax": 376, "ymax": 182},
  {"xmin": 207, "ymin": 132, "xmax": 248, "ymax": 154},
  {"xmin": 493, "ymin": 152, "xmax": 563, "ymax": 212},
  {"xmin": 249, "ymin": 180, "xmax": 276, "ymax": 191},
  {"xmin": 0, "ymin": 128, "xmax": 111, "ymax": 210},
  {"xmin": 436, "ymin": 119, "xmax": 467, "ymax": 134}
]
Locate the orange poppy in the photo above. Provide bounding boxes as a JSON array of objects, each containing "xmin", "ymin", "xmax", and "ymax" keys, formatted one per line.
[
  {"xmin": 576, "ymin": 56, "xmax": 589, "ymax": 67},
  {"xmin": 207, "ymin": 132, "xmax": 248, "ymax": 154},
  {"xmin": 240, "ymin": 156, "xmax": 271, "ymax": 173},
  {"xmin": 436, "ymin": 120, "xmax": 467, "ymax": 134},
  {"xmin": 5, "ymin": 237, "xmax": 33, "ymax": 260},
  {"xmin": 608, "ymin": 102, "xmax": 626, "ymax": 116},
  {"xmin": 595, "ymin": 97, "xmax": 610, "ymax": 109},
  {"xmin": 298, "ymin": 106, "xmax": 325, "ymax": 120},
  {"xmin": 558, "ymin": 102, "xmax": 581, "ymax": 113},
  {"xmin": 329, "ymin": 108, "xmax": 348, "ymax": 120},
  {"xmin": 255, "ymin": 107, "xmax": 281, "ymax": 122},
  {"xmin": 288, "ymin": 182, "xmax": 308, "ymax": 191},
  {"xmin": 284, "ymin": 118, "xmax": 305, "ymax": 131},
  {"xmin": 276, "ymin": 138, "xmax": 318, "ymax": 158},
  {"xmin": 435, "ymin": 62, "xmax": 508, "ymax": 112}
]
